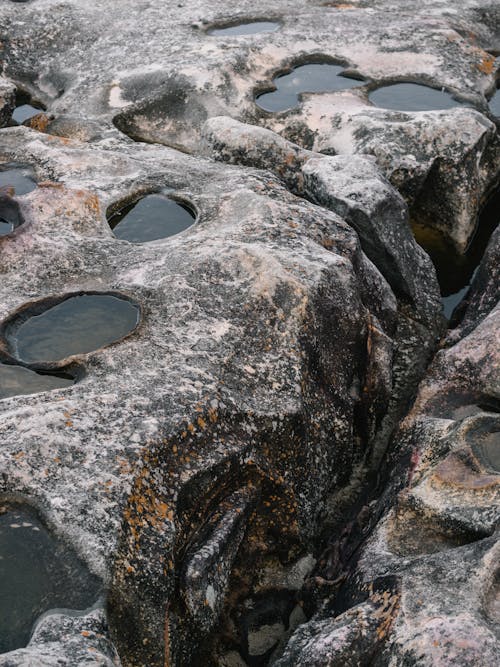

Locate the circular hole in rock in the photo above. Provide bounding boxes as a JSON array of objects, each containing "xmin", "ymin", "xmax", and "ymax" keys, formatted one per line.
[
  {"xmin": 6, "ymin": 293, "xmax": 140, "ymax": 364},
  {"xmin": 107, "ymin": 193, "xmax": 196, "ymax": 243},
  {"xmin": 0, "ymin": 363, "xmax": 76, "ymax": 400},
  {"xmin": 368, "ymin": 82, "xmax": 468, "ymax": 111},
  {"xmin": 0, "ymin": 502, "xmax": 102, "ymax": 653},
  {"xmin": 255, "ymin": 62, "xmax": 364, "ymax": 113},
  {"xmin": 0, "ymin": 163, "xmax": 37, "ymax": 196},
  {"xmin": 207, "ymin": 20, "xmax": 280, "ymax": 36}
]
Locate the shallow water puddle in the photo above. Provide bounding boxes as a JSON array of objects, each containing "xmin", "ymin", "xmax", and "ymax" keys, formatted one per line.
[
  {"xmin": 107, "ymin": 194, "xmax": 196, "ymax": 243},
  {"xmin": 0, "ymin": 503, "xmax": 101, "ymax": 652},
  {"xmin": 12, "ymin": 104, "xmax": 44, "ymax": 125},
  {"xmin": 0, "ymin": 364, "xmax": 75, "ymax": 399},
  {"xmin": 0, "ymin": 192, "xmax": 23, "ymax": 237},
  {"xmin": 207, "ymin": 20, "xmax": 280, "ymax": 36},
  {"xmin": 0, "ymin": 164, "xmax": 37, "ymax": 195},
  {"xmin": 256, "ymin": 63, "xmax": 364, "ymax": 112},
  {"xmin": 9, "ymin": 294, "xmax": 140, "ymax": 364},
  {"xmin": 413, "ymin": 185, "xmax": 500, "ymax": 320},
  {"xmin": 489, "ymin": 89, "xmax": 500, "ymax": 117},
  {"xmin": 369, "ymin": 83, "xmax": 467, "ymax": 111}
]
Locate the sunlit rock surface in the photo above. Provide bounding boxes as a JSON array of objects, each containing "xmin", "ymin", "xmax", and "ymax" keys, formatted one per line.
[{"xmin": 0, "ymin": 0, "xmax": 498, "ymax": 665}]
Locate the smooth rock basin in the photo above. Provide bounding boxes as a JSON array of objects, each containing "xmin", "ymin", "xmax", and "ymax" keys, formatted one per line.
[
  {"xmin": 255, "ymin": 63, "xmax": 364, "ymax": 112},
  {"xmin": 0, "ymin": 503, "xmax": 101, "ymax": 653},
  {"xmin": 12, "ymin": 104, "xmax": 44, "ymax": 125},
  {"xmin": 107, "ymin": 194, "xmax": 196, "ymax": 243},
  {"xmin": 369, "ymin": 82, "xmax": 467, "ymax": 111},
  {"xmin": 207, "ymin": 20, "xmax": 280, "ymax": 36},
  {"xmin": 7, "ymin": 294, "xmax": 140, "ymax": 364},
  {"xmin": 0, "ymin": 364, "xmax": 75, "ymax": 399},
  {"xmin": 0, "ymin": 164, "xmax": 37, "ymax": 195}
]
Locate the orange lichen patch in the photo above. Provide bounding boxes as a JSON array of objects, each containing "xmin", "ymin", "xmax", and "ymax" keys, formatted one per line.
[
  {"xmin": 372, "ymin": 588, "xmax": 400, "ymax": 640},
  {"xmin": 432, "ymin": 454, "xmax": 499, "ymax": 490},
  {"xmin": 12, "ymin": 451, "xmax": 25, "ymax": 460},
  {"xmin": 81, "ymin": 630, "xmax": 91, "ymax": 638},
  {"xmin": 38, "ymin": 181, "xmax": 65, "ymax": 190},
  {"xmin": 477, "ymin": 53, "xmax": 496, "ymax": 75},
  {"xmin": 26, "ymin": 113, "xmax": 50, "ymax": 133}
]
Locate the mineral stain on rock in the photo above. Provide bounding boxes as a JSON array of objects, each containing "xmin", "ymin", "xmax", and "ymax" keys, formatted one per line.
[
  {"xmin": 368, "ymin": 82, "xmax": 467, "ymax": 111},
  {"xmin": 107, "ymin": 194, "xmax": 196, "ymax": 243},
  {"xmin": 6, "ymin": 293, "xmax": 140, "ymax": 364},
  {"xmin": 207, "ymin": 20, "xmax": 281, "ymax": 36},
  {"xmin": 0, "ymin": 164, "xmax": 36, "ymax": 195},
  {"xmin": 0, "ymin": 503, "xmax": 101, "ymax": 653},
  {"xmin": 0, "ymin": 364, "xmax": 75, "ymax": 399},
  {"xmin": 256, "ymin": 63, "xmax": 364, "ymax": 112}
]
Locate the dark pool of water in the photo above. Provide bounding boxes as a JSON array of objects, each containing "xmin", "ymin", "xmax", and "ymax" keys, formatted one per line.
[
  {"xmin": 369, "ymin": 83, "xmax": 467, "ymax": 111},
  {"xmin": 9, "ymin": 294, "xmax": 140, "ymax": 364},
  {"xmin": 489, "ymin": 89, "xmax": 500, "ymax": 117},
  {"xmin": 0, "ymin": 503, "xmax": 101, "ymax": 653},
  {"xmin": 0, "ymin": 364, "xmax": 75, "ymax": 399},
  {"xmin": 207, "ymin": 20, "xmax": 280, "ymax": 36},
  {"xmin": 413, "ymin": 185, "xmax": 500, "ymax": 320},
  {"xmin": 0, "ymin": 164, "xmax": 37, "ymax": 196},
  {"xmin": 0, "ymin": 194, "xmax": 23, "ymax": 237},
  {"xmin": 255, "ymin": 63, "xmax": 364, "ymax": 112},
  {"xmin": 12, "ymin": 104, "xmax": 43, "ymax": 125},
  {"xmin": 108, "ymin": 194, "xmax": 196, "ymax": 243}
]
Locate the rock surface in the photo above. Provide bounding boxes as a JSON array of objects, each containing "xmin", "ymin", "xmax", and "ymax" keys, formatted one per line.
[{"xmin": 0, "ymin": 1, "xmax": 498, "ymax": 666}]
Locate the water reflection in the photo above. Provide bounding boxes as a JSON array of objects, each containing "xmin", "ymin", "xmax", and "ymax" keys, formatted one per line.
[
  {"xmin": 108, "ymin": 194, "xmax": 196, "ymax": 243},
  {"xmin": 369, "ymin": 83, "xmax": 468, "ymax": 112},
  {"xmin": 0, "ymin": 503, "xmax": 101, "ymax": 652},
  {"xmin": 256, "ymin": 63, "xmax": 364, "ymax": 112},
  {"xmin": 10, "ymin": 294, "xmax": 140, "ymax": 364},
  {"xmin": 0, "ymin": 364, "xmax": 75, "ymax": 399}
]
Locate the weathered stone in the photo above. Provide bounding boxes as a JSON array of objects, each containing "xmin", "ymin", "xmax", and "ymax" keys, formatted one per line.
[{"xmin": 0, "ymin": 1, "xmax": 498, "ymax": 665}]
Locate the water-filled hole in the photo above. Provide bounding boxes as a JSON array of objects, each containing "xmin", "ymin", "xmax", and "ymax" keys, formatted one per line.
[
  {"xmin": 207, "ymin": 20, "xmax": 281, "ymax": 36},
  {"xmin": 488, "ymin": 87, "xmax": 500, "ymax": 117},
  {"xmin": 0, "ymin": 192, "xmax": 24, "ymax": 237},
  {"xmin": 368, "ymin": 82, "xmax": 468, "ymax": 111},
  {"xmin": 0, "ymin": 363, "xmax": 76, "ymax": 400},
  {"xmin": 107, "ymin": 193, "xmax": 196, "ymax": 243},
  {"xmin": 412, "ymin": 185, "xmax": 500, "ymax": 319},
  {"xmin": 0, "ymin": 163, "xmax": 37, "ymax": 196},
  {"xmin": 11, "ymin": 91, "xmax": 45, "ymax": 125},
  {"xmin": 0, "ymin": 502, "xmax": 101, "ymax": 653},
  {"xmin": 5, "ymin": 293, "xmax": 141, "ymax": 364},
  {"xmin": 255, "ymin": 62, "xmax": 365, "ymax": 113}
]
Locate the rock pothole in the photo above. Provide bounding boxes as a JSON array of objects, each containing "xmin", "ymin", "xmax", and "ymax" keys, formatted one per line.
[
  {"xmin": 207, "ymin": 20, "xmax": 281, "ymax": 37},
  {"xmin": 0, "ymin": 163, "xmax": 37, "ymax": 196},
  {"xmin": 412, "ymin": 180, "xmax": 500, "ymax": 321},
  {"xmin": 0, "ymin": 502, "xmax": 102, "ymax": 654},
  {"xmin": 106, "ymin": 193, "xmax": 196, "ymax": 243},
  {"xmin": 368, "ymin": 82, "xmax": 469, "ymax": 111},
  {"xmin": 11, "ymin": 90, "xmax": 45, "ymax": 126},
  {"xmin": 0, "ymin": 363, "xmax": 76, "ymax": 400},
  {"xmin": 255, "ymin": 62, "xmax": 365, "ymax": 112},
  {"xmin": 2, "ymin": 293, "xmax": 141, "ymax": 365}
]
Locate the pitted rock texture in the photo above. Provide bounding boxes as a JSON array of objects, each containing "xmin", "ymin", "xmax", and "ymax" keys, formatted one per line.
[{"xmin": 0, "ymin": 1, "xmax": 498, "ymax": 666}]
